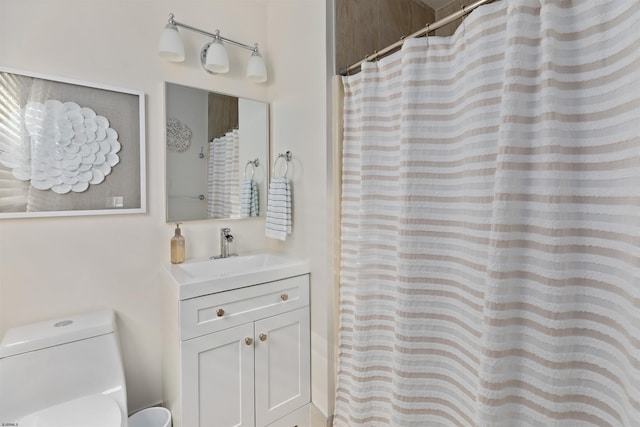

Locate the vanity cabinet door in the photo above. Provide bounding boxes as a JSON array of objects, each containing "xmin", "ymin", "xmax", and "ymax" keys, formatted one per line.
[
  {"xmin": 182, "ymin": 323, "xmax": 255, "ymax": 427},
  {"xmin": 254, "ymin": 307, "xmax": 310, "ymax": 427}
]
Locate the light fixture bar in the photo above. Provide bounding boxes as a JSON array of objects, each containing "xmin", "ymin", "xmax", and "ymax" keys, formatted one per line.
[
  {"xmin": 167, "ymin": 14, "xmax": 257, "ymax": 52},
  {"xmin": 159, "ymin": 13, "xmax": 267, "ymax": 82}
]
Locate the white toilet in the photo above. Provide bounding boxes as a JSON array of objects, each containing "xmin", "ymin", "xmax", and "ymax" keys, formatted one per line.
[{"xmin": 0, "ymin": 309, "xmax": 128, "ymax": 426}]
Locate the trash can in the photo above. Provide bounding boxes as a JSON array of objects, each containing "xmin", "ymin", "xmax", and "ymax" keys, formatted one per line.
[{"xmin": 128, "ymin": 407, "xmax": 172, "ymax": 427}]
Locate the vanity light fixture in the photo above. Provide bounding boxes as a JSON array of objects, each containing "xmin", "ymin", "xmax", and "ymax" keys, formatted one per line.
[{"xmin": 158, "ymin": 13, "xmax": 268, "ymax": 83}]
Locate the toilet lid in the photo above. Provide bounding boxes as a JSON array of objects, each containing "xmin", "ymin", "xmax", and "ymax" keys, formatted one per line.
[{"xmin": 17, "ymin": 394, "xmax": 122, "ymax": 427}]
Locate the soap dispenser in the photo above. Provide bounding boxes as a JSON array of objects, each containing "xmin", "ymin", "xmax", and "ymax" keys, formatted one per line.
[{"xmin": 171, "ymin": 223, "xmax": 185, "ymax": 264}]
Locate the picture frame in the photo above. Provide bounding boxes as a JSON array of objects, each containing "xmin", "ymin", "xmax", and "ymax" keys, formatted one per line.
[{"xmin": 0, "ymin": 66, "xmax": 146, "ymax": 218}]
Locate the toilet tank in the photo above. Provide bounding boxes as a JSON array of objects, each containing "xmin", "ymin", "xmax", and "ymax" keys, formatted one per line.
[{"xmin": 0, "ymin": 310, "xmax": 128, "ymax": 423}]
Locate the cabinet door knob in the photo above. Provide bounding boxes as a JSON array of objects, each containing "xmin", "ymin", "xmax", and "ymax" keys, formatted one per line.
[
  {"xmin": 280, "ymin": 293, "xmax": 289, "ymax": 301},
  {"xmin": 216, "ymin": 308, "xmax": 225, "ymax": 317},
  {"xmin": 259, "ymin": 333, "xmax": 268, "ymax": 342},
  {"xmin": 245, "ymin": 337, "xmax": 253, "ymax": 346}
]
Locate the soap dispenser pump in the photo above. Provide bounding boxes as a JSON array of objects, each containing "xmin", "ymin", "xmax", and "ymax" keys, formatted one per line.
[{"xmin": 171, "ymin": 223, "xmax": 185, "ymax": 264}]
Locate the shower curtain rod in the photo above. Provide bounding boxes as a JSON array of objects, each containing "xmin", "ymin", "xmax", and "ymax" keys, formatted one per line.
[{"xmin": 339, "ymin": 0, "xmax": 495, "ymax": 76}]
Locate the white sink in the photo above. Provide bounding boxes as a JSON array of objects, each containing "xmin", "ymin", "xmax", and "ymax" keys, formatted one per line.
[{"xmin": 165, "ymin": 253, "xmax": 310, "ymax": 299}]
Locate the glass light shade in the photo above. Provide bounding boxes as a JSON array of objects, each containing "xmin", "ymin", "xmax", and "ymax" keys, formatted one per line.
[
  {"xmin": 205, "ymin": 39, "xmax": 229, "ymax": 74},
  {"xmin": 246, "ymin": 51, "xmax": 267, "ymax": 83},
  {"xmin": 158, "ymin": 24, "xmax": 185, "ymax": 62}
]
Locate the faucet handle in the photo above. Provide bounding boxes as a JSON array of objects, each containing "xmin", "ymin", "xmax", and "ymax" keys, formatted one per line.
[{"xmin": 221, "ymin": 227, "xmax": 234, "ymax": 243}]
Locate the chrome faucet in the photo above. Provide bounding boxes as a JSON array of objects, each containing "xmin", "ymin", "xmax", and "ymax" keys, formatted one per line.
[{"xmin": 218, "ymin": 228, "xmax": 234, "ymax": 258}]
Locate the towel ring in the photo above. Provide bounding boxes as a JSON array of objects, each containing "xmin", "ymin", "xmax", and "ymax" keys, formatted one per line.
[
  {"xmin": 243, "ymin": 158, "xmax": 259, "ymax": 180},
  {"xmin": 244, "ymin": 163, "xmax": 255, "ymax": 180},
  {"xmin": 273, "ymin": 157, "xmax": 288, "ymax": 177},
  {"xmin": 273, "ymin": 151, "xmax": 292, "ymax": 178}
]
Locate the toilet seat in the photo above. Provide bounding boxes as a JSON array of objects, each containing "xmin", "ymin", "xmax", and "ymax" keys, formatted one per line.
[{"xmin": 16, "ymin": 394, "xmax": 122, "ymax": 427}]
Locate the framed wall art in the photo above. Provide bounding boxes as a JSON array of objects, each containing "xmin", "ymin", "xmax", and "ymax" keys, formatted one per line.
[{"xmin": 0, "ymin": 66, "xmax": 146, "ymax": 218}]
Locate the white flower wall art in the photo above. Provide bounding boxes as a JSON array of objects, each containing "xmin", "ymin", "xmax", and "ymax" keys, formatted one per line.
[{"xmin": 0, "ymin": 100, "xmax": 121, "ymax": 194}]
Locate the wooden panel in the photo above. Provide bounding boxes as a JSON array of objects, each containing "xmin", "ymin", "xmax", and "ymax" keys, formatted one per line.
[
  {"xmin": 335, "ymin": 0, "xmax": 435, "ymax": 74},
  {"xmin": 335, "ymin": 0, "xmax": 377, "ymax": 74},
  {"xmin": 435, "ymin": 0, "xmax": 478, "ymax": 36},
  {"xmin": 208, "ymin": 92, "xmax": 238, "ymax": 141}
]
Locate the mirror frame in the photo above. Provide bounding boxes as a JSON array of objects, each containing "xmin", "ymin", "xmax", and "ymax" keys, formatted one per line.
[{"xmin": 164, "ymin": 82, "xmax": 269, "ymax": 223}]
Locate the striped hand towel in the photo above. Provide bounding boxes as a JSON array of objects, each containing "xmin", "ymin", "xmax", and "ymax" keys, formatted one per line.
[
  {"xmin": 240, "ymin": 179, "xmax": 259, "ymax": 218},
  {"xmin": 265, "ymin": 176, "xmax": 292, "ymax": 240}
]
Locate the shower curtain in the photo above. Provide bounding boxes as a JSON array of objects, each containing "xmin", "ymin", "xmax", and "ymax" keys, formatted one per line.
[
  {"xmin": 335, "ymin": 1, "xmax": 640, "ymax": 426},
  {"xmin": 207, "ymin": 129, "xmax": 240, "ymax": 219}
]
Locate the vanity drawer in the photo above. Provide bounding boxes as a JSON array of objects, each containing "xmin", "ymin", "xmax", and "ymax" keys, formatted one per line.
[{"xmin": 180, "ymin": 274, "xmax": 309, "ymax": 340}]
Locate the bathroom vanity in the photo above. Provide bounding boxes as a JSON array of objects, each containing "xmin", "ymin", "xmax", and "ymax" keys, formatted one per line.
[{"xmin": 162, "ymin": 254, "xmax": 311, "ymax": 427}]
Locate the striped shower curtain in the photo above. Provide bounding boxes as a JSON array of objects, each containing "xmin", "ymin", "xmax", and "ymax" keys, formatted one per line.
[
  {"xmin": 207, "ymin": 129, "xmax": 240, "ymax": 219},
  {"xmin": 336, "ymin": 1, "xmax": 640, "ymax": 426}
]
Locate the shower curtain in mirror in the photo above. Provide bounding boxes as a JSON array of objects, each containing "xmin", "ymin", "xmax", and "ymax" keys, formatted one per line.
[
  {"xmin": 207, "ymin": 129, "xmax": 240, "ymax": 219},
  {"xmin": 336, "ymin": 1, "xmax": 640, "ymax": 426}
]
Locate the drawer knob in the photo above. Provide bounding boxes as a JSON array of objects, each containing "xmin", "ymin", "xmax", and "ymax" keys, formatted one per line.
[
  {"xmin": 280, "ymin": 293, "xmax": 289, "ymax": 301},
  {"xmin": 245, "ymin": 337, "xmax": 253, "ymax": 346},
  {"xmin": 216, "ymin": 308, "xmax": 225, "ymax": 317},
  {"xmin": 259, "ymin": 333, "xmax": 268, "ymax": 342}
]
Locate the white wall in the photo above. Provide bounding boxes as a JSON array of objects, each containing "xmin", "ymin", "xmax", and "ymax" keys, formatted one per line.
[
  {"xmin": 0, "ymin": 0, "xmax": 334, "ymax": 418},
  {"xmin": 0, "ymin": 0, "xmax": 270, "ymax": 414},
  {"xmin": 266, "ymin": 0, "xmax": 335, "ymax": 419}
]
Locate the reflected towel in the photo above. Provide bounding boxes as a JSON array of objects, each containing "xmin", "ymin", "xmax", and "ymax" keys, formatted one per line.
[
  {"xmin": 240, "ymin": 179, "xmax": 259, "ymax": 218},
  {"xmin": 265, "ymin": 176, "xmax": 292, "ymax": 240}
]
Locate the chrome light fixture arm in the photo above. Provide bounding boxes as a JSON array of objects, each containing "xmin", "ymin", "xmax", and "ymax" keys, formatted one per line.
[{"xmin": 167, "ymin": 14, "xmax": 258, "ymax": 52}]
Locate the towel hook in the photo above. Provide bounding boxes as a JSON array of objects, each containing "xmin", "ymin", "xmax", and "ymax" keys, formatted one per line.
[
  {"xmin": 273, "ymin": 151, "xmax": 292, "ymax": 178},
  {"xmin": 243, "ymin": 158, "xmax": 259, "ymax": 180}
]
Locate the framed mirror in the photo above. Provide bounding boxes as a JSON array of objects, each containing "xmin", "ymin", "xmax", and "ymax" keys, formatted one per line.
[
  {"xmin": 0, "ymin": 67, "xmax": 146, "ymax": 218},
  {"xmin": 165, "ymin": 83, "xmax": 269, "ymax": 222}
]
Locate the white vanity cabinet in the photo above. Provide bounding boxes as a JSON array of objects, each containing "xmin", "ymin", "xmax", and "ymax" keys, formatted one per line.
[{"xmin": 162, "ymin": 272, "xmax": 310, "ymax": 427}]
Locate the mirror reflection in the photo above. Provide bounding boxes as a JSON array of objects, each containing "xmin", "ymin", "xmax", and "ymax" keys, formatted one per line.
[{"xmin": 165, "ymin": 83, "xmax": 268, "ymax": 222}]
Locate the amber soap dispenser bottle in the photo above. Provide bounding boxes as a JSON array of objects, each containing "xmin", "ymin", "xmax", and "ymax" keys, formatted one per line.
[{"xmin": 171, "ymin": 223, "xmax": 185, "ymax": 264}]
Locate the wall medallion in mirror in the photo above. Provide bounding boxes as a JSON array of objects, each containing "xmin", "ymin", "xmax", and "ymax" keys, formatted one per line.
[{"xmin": 165, "ymin": 82, "xmax": 268, "ymax": 222}]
